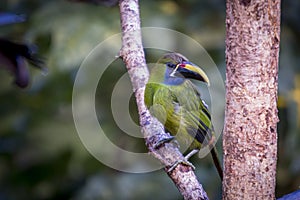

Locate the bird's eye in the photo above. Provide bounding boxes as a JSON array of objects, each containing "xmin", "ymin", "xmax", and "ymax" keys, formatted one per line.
[{"xmin": 166, "ymin": 62, "xmax": 177, "ymax": 68}]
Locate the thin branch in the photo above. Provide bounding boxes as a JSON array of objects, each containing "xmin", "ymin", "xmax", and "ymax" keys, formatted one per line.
[{"xmin": 118, "ymin": 0, "xmax": 208, "ymax": 199}]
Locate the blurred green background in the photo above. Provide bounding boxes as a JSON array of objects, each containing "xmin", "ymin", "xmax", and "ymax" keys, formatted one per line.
[{"xmin": 0, "ymin": 0, "xmax": 299, "ymax": 199}]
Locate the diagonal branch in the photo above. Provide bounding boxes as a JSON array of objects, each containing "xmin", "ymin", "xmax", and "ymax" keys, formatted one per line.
[{"xmin": 118, "ymin": 0, "xmax": 208, "ymax": 199}]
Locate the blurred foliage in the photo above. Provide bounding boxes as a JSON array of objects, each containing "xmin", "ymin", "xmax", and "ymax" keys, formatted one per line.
[{"xmin": 0, "ymin": 0, "xmax": 299, "ymax": 199}]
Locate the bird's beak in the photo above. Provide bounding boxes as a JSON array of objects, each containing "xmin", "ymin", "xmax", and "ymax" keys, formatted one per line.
[{"xmin": 176, "ymin": 61, "xmax": 210, "ymax": 85}]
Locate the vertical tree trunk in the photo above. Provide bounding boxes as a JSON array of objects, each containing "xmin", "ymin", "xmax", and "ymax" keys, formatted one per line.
[{"xmin": 223, "ymin": 0, "xmax": 280, "ymax": 199}]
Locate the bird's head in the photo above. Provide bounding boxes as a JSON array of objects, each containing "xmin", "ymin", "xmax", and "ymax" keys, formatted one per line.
[{"xmin": 158, "ymin": 52, "xmax": 210, "ymax": 85}]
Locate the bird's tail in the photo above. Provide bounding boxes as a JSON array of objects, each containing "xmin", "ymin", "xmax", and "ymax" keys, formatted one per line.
[{"xmin": 210, "ymin": 146, "xmax": 223, "ymax": 181}]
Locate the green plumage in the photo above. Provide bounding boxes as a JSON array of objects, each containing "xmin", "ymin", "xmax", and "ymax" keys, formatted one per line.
[{"xmin": 145, "ymin": 52, "xmax": 222, "ymax": 179}]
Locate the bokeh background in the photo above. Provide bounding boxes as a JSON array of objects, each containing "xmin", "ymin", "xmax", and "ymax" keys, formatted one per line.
[{"xmin": 0, "ymin": 0, "xmax": 299, "ymax": 199}]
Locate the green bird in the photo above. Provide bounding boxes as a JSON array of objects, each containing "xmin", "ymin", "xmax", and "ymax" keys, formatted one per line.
[{"xmin": 144, "ymin": 52, "xmax": 223, "ymax": 180}]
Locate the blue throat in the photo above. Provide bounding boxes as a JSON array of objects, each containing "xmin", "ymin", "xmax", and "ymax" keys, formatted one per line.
[{"xmin": 163, "ymin": 67, "xmax": 185, "ymax": 85}]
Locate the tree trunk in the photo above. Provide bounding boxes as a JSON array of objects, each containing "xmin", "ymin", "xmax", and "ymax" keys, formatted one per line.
[{"xmin": 223, "ymin": 0, "xmax": 280, "ymax": 199}]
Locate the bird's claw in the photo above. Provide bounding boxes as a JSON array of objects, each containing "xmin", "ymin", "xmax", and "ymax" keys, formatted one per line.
[
  {"xmin": 154, "ymin": 136, "xmax": 175, "ymax": 149},
  {"xmin": 167, "ymin": 149, "xmax": 200, "ymax": 172},
  {"xmin": 167, "ymin": 159, "xmax": 196, "ymax": 173}
]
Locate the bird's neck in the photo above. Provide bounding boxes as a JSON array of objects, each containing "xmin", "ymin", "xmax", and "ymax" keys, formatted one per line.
[
  {"xmin": 149, "ymin": 65, "xmax": 185, "ymax": 86},
  {"xmin": 163, "ymin": 66, "xmax": 185, "ymax": 85}
]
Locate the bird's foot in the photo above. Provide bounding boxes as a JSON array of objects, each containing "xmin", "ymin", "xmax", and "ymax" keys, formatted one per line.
[
  {"xmin": 167, "ymin": 159, "xmax": 195, "ymax": 173},
  {"xmin": 184, "ymin": 149, "xmax": 199, "ymax": 160},
  {"xmin": 154, "ymin": 136, "xmax": 175, "ymax": 149},
  {"xmin": 167, "ymin": 149, "xmax": 199, "ymax": 173}
]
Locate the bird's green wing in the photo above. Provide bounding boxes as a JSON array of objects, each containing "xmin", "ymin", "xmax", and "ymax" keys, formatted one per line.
[
  {"xmin": 175, "ymin": 80, "xmax": 214, "ymax": 146},
  {"xmin": 145, "ymin": 82, "xmax": 181, "ymax": 131},
  {"xmin": 145, "ymin": 81, "xmax": 214, "ymax": 148}
]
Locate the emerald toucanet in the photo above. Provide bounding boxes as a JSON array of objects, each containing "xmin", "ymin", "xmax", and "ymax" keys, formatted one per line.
[{"xmin": 144, "ymin": 52, "xmax": 223, "ymax": 180}]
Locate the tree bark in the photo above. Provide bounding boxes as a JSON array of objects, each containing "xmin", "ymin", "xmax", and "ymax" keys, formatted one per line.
[
  {"xmin": 223, "ymin": 0, "xmax": 280, "ymax": 199},
  {"xmin": 118, "ymin": 0, "xmax": 209, "ymax": 199}
]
